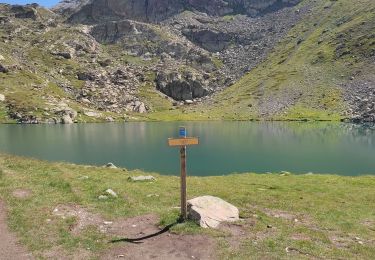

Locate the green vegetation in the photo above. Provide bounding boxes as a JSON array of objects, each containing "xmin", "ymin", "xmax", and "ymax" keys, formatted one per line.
[
  {"xmin": 198, "ymin": 0, "xmax": 375, "ymax": 121},
  {"xmin": 0, "ymin": 154, "xmax": 374, "ymax": 259}
]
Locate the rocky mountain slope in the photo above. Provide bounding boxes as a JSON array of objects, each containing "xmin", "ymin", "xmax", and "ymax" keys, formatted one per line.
[{"xmin": 0, "ymin": 0, "xmax": 374, "ymax": 123}]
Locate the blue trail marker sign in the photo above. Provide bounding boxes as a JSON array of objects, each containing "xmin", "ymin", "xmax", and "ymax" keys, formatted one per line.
[{"xmin": 168, "ymin": 126, "xmax": 199, "ymax": 220}]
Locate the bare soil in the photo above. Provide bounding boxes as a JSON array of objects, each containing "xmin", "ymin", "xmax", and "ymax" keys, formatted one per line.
[
  {"xmin": 0, "ymin": 200, "xmax": 33, "ymax": 260},
  {"xmin": 52, "ymin": 204, "xmax": 217, "ymax": 260},
  {"xmin": 102, "ymin": 233, "xmax": 217, "ymax": 260},
  {"xmin": 12, "ymin": 188, "xmax": 33, "ymax": 199}
]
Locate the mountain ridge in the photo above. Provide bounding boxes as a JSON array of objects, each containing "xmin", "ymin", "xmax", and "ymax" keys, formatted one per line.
[{"xmin": 0, "ymin": 0, "xmax": 374, "ymax": 123}]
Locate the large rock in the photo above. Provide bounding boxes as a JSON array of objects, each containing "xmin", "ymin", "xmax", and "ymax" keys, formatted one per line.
[
  {"xmin": 0, "ymin": 64, "xmax": 8, "ymax": 73},
  {"xmin": 156, "ymin": 71, "xmax": 209, "ymax": 101},
  {"xmin": 187, "ymin": 196, "xmax": 239, "ymax": 228},
  {"xmin": 61, "ymin": 115, "xmax": 73, "ymax": 124}
]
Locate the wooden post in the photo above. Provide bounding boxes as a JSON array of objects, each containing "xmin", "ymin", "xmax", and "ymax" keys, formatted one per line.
[
  {"xmin": 179, "ymin": 126, "xmax": 187, "ymax": 220},
  {"xmin": 168, "ymin": 127, "xmax": 199, "ymax": 221},
  {"xmin": 180, "ymin": 144, "xmax": 187, "ymax": 220}
]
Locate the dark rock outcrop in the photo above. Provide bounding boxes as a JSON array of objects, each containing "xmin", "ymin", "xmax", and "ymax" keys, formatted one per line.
[
  {"xmin": 156, "ymin": 71, "xmax": 209, "ymax": 101},
  {"xmin": 0, "ymin": 64, "xmax": 8, "ymax": 73},
  {"xmin": 90, "ymin": 20, "xmax": 138, "ymax": 43},
  {"xmin": 182, "ymin": 28, "xmax": 232, "ymax": 52},
  {"xmin": 10, "ymin": 4, "xmax": 39, "ymax": 20}
]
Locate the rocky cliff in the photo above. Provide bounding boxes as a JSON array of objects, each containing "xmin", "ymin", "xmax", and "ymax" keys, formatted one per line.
[{"xmin": 67, "ymin": 0, "xmax": 302, "ymax": 23}]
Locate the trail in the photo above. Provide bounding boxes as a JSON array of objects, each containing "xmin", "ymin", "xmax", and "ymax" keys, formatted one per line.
[{"xmin": 0, "ymin": 200, "xmax": 33, "ymax": 260}]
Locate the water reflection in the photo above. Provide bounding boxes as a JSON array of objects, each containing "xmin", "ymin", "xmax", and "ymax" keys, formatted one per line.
[{"xmin": 0, "ymin": 122, "xmax": 374, "ymax": 176}]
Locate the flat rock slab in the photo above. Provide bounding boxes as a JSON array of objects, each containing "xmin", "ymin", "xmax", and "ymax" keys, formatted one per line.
[
  {"xmin": 128, "ymin": 176, "xmax": 156, "ymax": 182},
  {"xmin": 0, "ymin": 200, "xmax": 33, "ymax": 259},
  {"xmin": 188, "ymin": 195, "xmax": 239, "ymax": 228}
]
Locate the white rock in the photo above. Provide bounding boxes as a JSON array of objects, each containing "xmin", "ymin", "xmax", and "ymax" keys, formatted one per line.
[
  {"xmin": 105, "ymin": 162, "xmax": 117, "ymax": 169},
  {"xmin": 105, "ymin": 189, "xmax": 118, "ymax": 198},
  {"xmin": 128, "ymin": 176, "xmax": 156, "ymax": 182},
  {"xmin": 0, "ymin": 55, "xmax": 4, "ymax": 61},
  {"xmin": 0, "ymin": 94, "xmax": 5, "ymax": 102},
  {"xmin": 98, "ymin": 195, "xmax": 108, "ymax": 200},
  {"xmin": 187, "ymin": 196, "xmax": 239, "ymax": 228}
]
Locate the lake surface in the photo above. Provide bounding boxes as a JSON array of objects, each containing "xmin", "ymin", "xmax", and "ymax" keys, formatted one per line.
[{"xmin": 0, "ymin": 122, "xmax": 374, "ymax": 176}]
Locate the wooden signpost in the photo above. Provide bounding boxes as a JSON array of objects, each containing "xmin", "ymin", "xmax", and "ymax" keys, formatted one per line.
[{"xmin": 168, "ymin": 126, "xmax": 199, "ymax": 221}]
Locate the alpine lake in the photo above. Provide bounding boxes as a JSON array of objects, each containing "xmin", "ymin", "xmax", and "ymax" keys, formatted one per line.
[{"xmin": 0, "ymin": 121, "xmax": 374, "ymax": 176}]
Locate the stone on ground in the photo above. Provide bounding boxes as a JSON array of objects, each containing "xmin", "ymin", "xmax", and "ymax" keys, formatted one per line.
[
  {"xmin": 0, "ymin": 94, "xmax": 5, "ymax": 102},
  {"xmin": 187, "ymin": 195, "xmax": 239, "ymax": 228},
  {"xmin": 105, "ymin": 189, "xmax": 118, "ymax": 198},
  {"xmin": 105, "ymin": 162, "xmax": 117, "ymax": 169},
  {"xmin": 128, "ymin": 176, "xmax": 156, "ymax": 182}
]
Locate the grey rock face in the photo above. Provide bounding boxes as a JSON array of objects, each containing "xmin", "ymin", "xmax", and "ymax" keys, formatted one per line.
[
  {"xmin": 182, "ymin": 29, "xmax": 232, "ymax": 52},
  {"xmin": 66, "ymin": 0, "xmax": 302, "ymax": 24},
  {"xmin": 187, "ymin": 195, "xmax": 239, "ymax": 228},
  {"xmin": 156, "ymin": 71, "xmax": 209, "ymax": 101},
  {"xmin": 68, "ymin": 0, "xmax": 185, "ymax": 23},
  {"xmin": 90, "ymin": 20, "xmax": 135, "ymax": 43}
]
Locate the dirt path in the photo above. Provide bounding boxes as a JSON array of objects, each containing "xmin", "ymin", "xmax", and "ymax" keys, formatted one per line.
[{"xmin": 0, "ymin": 200, "xmax": 33, "ymax": 260}]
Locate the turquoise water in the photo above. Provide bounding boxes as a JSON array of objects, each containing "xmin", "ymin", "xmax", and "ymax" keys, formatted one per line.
[{"xmin": 0, "ymin": 122, "xmax": 374, "ymax": 176}]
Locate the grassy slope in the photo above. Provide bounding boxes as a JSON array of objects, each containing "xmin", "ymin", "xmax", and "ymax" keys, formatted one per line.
[
  {"xmin": 0, "ymin": 154, "xmax": 374, "ymax": 259},
  {"xmin": 191, "ymin": 0, "xmax": 375, "ymax": 121}
]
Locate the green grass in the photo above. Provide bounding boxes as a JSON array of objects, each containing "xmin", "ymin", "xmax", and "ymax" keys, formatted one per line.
[
  {"xmin": 199, "ymin": 0, "xmax": 375, "ymax": 121},
  {"xmin": 0, "ymin": 154, "xmax": 374, "ymax": 259}
]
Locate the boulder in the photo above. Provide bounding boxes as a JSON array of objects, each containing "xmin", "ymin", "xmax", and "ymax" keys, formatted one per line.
[
  {"xmin": 187, "ymin": 195, "xmax": 239, "ymax": 228},
  {"xmin": 61, "ymin": 115, "xmax": 73, "ymax": 124},
  {"xmin": 105, "ymin": 162, "xmax": 117, "ymax": 168},
  {"xmin": 156, "ymin": 72, "xmax": 209, "ymax": 101},
  {"xmin": 0, "ymin": 64, "xmax": 8, "ymax": 73}
]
